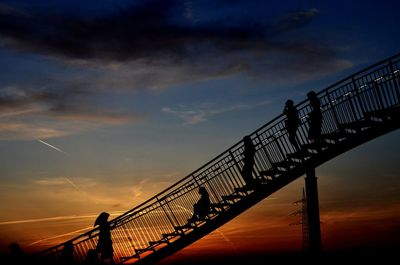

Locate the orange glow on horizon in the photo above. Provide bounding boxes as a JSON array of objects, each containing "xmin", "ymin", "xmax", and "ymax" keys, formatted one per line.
[{"xmin": 1, "ymin": 200, "xmax": 399, "ymax": 260}]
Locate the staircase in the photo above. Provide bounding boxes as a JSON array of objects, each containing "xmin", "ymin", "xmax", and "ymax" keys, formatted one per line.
[{"xmin": 35, "ymin": 53, "xmax": 400, "ymax": 265}]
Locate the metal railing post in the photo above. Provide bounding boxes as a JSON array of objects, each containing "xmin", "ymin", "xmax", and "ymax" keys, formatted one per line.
[
  {"xmin": 351, "ymin": 77, "xmax": 366, "ymax": 117},
  {"xmin": 158, "ymin": 197, "xmax": 179, "ymax": 228},
  {"xmin": 389, "ymin": 60, "xmax": 400, "ymax": 103},
  {"xmin": 326, "ymin": 90, "xmax": 340, "ymax": 129},
  {"xmin": 229, "ymin": 150, "xmax": 242, "ymax": 175},
  {"xmin": 271, "ymin": 133, "xmax": 286, "ymax": 161},
  {"xmin": 256, "ymin": 132, "xmax": 273, "ymax": 167}
]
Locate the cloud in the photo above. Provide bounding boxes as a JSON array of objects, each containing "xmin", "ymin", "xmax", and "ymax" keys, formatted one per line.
[
  {"xmin": 162, "ymin": 100, "xmax": 270, "ymax": 124},
  {"xmin": 0, "ymin": 2, "xmax": 353, "ymax": 140},
  {"xmin": 0, "ymin": 84, "xmax": 143, "ymax": 140},
  {"xmin": 0, "ymin": 115, "xmax": 141, "ymax": 141},
  {"xmin": 0, "ymin": 120, "xmax": 74, "ymax": 140},
  {"xmin": 34, "ymin": 177, "xmax": 73, "ymax": 186},
  {"xmin": 0, "ymin": 2, "xmax": 349, "ymax": 77}
]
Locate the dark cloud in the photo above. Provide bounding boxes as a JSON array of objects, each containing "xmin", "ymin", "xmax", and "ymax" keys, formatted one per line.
[
  {"xmin": 0, "ymin": 1, "xmax": 323, "ymax": 64},
  {"xmin": 0, "ymin": 84, "xmax": 86, "ymax": 111},
  {"xmin": 0, "ymin": 1, "xmax": 352, "ymax": 85},
  {"xmin": 0, "ymin": 1, "xmax": 352, "ymax": 139},
  {"xmin": 0, "ymin": 84, "xmax": 139, "ymax": 125}
]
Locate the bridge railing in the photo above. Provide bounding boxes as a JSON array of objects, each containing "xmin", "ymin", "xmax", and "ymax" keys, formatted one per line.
[{"xmin": 35, "ymin": 53, "xmax": 400, "ymax": 264}]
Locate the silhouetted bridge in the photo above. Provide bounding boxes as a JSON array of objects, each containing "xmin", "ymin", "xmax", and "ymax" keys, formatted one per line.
[{"xmin": 35, "ymin": 53, "xmax": 400, "ymax": 264}]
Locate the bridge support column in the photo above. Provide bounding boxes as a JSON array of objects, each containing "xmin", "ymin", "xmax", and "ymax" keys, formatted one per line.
[{"xmin": 305, "ymin": 168, "xmax": 322, "ymax": 253}]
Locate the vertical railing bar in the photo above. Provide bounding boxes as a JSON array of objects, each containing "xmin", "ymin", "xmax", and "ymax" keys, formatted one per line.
[
  {"xmin": 117, "ymin": 225, "xmax": 131, "ymax": 258},
  {"xmin": 150, "ymin": 209, "xmax": 162, "ymax": 240},
  {"xmin": 218, "ymin": 169, "xmax": 234, "ymax": 195},
  {"xmin": 207, "ymin": 170, "xmax": 222, "ymax": 197},
  {"xmin": 228, "ymin": 163, "xmax": 243, "ymax": 187},
  {"xmin": 135, "ymin": 219, "xmax": 145, "ymax": 249},
  {"xmin": 256, "ymin": 132, "xmax": 273, "ymax": 168},
  {"xmin": 222, "ymin": 163, "xmax": 237, "ymax": 193},
  {"xmin": 146, "ymin": 209, "xmax": 159, "ymax": 242},
  {"xmin": 374, "ymin": 80, "xmax": 385, "ymax": 110},
  {"xmin": 389, "ymin": 60, "xmax": 400, "ymax": 103},
  {"xmin": 326, "ymin": 90, "xmax": 340, "ymax": 129},
  {"xmin": 150, "ymin": 210, "xmax": 162, "ymax": 243},
  {"xmin": 113, "ymin": 227, "xmax": 126, "ymax": 260},
  {"xmin": 210, "ymin": 173, "xmax": 225, "ymax": 200},
  {"xmin": 131, "ymin": 220, "xmax": 144, "ymax": 249},
  {"xmin": 140, "ymin": 215, "xmax": 153, "ymax": 244},
  {"xmin": 118, "ymin": 224, "xmax": 130, "ymax": 256},
  {"xmin": 157, "ymin": 206, "xmax": 169, "ymax": 237},
  {"xmin": 148, "ymin": 210, "xmax": 160, "ymax": 242},
  {"xmin": 111, "ymin": 227, "xmax": 122, "ymax": 258},
  {"xmin": 134, "ymin": 214, "xmax": 147, "ymax": 248},
  {"xmin": 163, "ymin": 197, "xmax": 180, "ymax": 227},
  {"xmin": 127, "ymin": 221, "xmax": 139, "ymax": 251},
  {"xmin": 76, "ymin": 243, "xmax": 86, "ymax": 263},
  {"xmin": 226, "ymin": 157, "xmax": 242, "ymax": 188},
  {"xmin": 124, "ymin": 221, "xmax": 137, "ymax": 255},
  {"xmin": 140, "ymin": 214, "xmax": 153, "ymax": 246},
  {"xmin": 229, "ymin": 150, "xmax": 243, "ymax": 185},
  {"xmin": 271, "ymin": 134, "xmax": 286, "ymax": 161},
  {"xmin": 256, "ymin": 143, "xmax": 270, "ymax": 170},
  {"xmin": 352, "ymin": 77, "xmax": 366, "ymax": 117}
]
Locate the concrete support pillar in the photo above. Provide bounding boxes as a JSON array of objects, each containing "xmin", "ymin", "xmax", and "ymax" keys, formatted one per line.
[{"xmin": 305, "ymin": 168, "xmax": 322, "ymax": 253}]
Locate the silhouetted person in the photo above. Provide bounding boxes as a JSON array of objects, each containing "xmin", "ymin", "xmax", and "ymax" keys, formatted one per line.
[
  {"xmin": 85, "ymin": 249, "xmax": 99, "ymax": 265},
  {"xmin": 189, "ymin": 187, "xmax": 210, "ymax": 222},
  {"xmin": 241, "ymin": 135, "xmax": 257, "ymax": 187},
  {"xmin": 94, "ymin": 212, "xmax": 114, "ymax": 264},
  {"xmin": 284, "ymin": 100, "xmax": 301, "ymax": 151},
  {"xmin": 307, "ymin": 91, "xmax": 323, "ymax": 145},
  {"xmin": 9, "ymin": 242, "xmax": 28, "ymax": 265},
  {"xmin": 60, "ymin": 241, "xmax": 74, "ymax": 265}
]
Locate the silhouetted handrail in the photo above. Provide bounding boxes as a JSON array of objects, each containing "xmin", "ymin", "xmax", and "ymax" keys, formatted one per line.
[{"xmin": 34, "ymin": 52, "xmax": 400, "ymax": 264}]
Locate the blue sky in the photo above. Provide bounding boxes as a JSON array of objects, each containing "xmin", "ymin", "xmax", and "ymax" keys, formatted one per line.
[{"xmin": 0, "ymin": 0, "xmax": 399, "ymax": 254}]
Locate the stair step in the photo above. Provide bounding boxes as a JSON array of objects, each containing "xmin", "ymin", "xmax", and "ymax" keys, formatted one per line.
[
  {"xmin": 259, "ymin": 168, "xmax": 282, "ymax": 178},
  {"xmin": 286, "ymin": 149, "xmax": 312, "ymax": 160},
  {"xmin": 120, "ymin": 254, "xmax": 140, "ymax": 261},
  {"xmin": 212, "ymin": 201, "xmax": 232, "ymax": 209},
  {"xmin": 234, "ymin": 186, "xmax": 254, "ymax": 194},
  {"xmin": 339, "ymin": 120, "xmax": 371, "ymax": 131},
  {"xmin": 222, "ymin": 194, "xmax": 243, "ymax": 201},
  {"xmin": 321, "ymin": 131, "xmax": 349, "ymax": 141},
  {"xmin": 174, "ymin": 223, "xmax": 194, "ymax": 231},
  {"xmin": 209, "ymin": 206, "xmax": 219, "ymax": 214},
  {"xmin": 365, "ymin": 106, "xmax": 400, "ymax": 119},
  {"xmin": 302, "ymin": 140, "xmax": 333, "ymax": 152},
  {"xmin": 149, "ymin": 239, "xmax": 169, "ymax": 246},
  {"xmin": 272, "ymin": 161, "xmax": 295, "ymax": 169},
  {"xmin": 135, "ymin": 247, "xmax": 154, "ymax": 254},
  {"xmin": 162, "ymin": 231, "xmax": 181, "ymax": 238}
]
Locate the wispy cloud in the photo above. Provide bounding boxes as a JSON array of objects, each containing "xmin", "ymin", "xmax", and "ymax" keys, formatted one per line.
[
  {"xmin": 0, "ymin": 82, "xmax": 144, "ymax": 140},
  {"xmin": 0, "ymin": 2, "xmax": 320, "ymax": 63},
  {"xmin": 0, "ymin": 210, "xmax": 126, "ymax": 226},
  {"xmin": 28, "ymin": 176, "xmax": 172, "ymax": 210},
  {"xmin": 0, "ymin": 2, "xmax": 351, "ymax": 82},
  {"xmin": 0, "ymin": 2, "xmax": 353, "ymax": 140},
  {"xmin": 162, "ymin": 100, "xmax": 270, "ymax": 124}
]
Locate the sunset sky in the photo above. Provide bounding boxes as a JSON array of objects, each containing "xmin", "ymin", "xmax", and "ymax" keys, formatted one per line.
[{"xmin": 0, "ymin": 0, "xmax": 400, "ymax": 259}]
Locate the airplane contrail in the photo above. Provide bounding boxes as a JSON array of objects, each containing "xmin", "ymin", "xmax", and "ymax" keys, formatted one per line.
[
  {"xmin": 64, "ymin": 177, "xmax": 83, "ymax": 193},
  {"xmin": 36, "ymin": 139, "xmax": 69, "ymax": 156},
  {"xmin": 0, "ymin": 211, "xmax": 126, "ymax": 226},
  {"xmin": 0, "ymin": 215, "xmax": 99, "ymax": 226},
  {"xmin": 63, "ymin": 177, "xmax": 101, "ymax": 205},
  {"xmin": 28, "ymin": 226, "xmax": 94, "ymax": 246}
]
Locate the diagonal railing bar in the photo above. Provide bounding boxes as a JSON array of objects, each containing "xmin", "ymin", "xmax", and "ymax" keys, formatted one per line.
[{"xmin": 34, "ymin": 53, "xmax": 400, "ymax": 264}]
